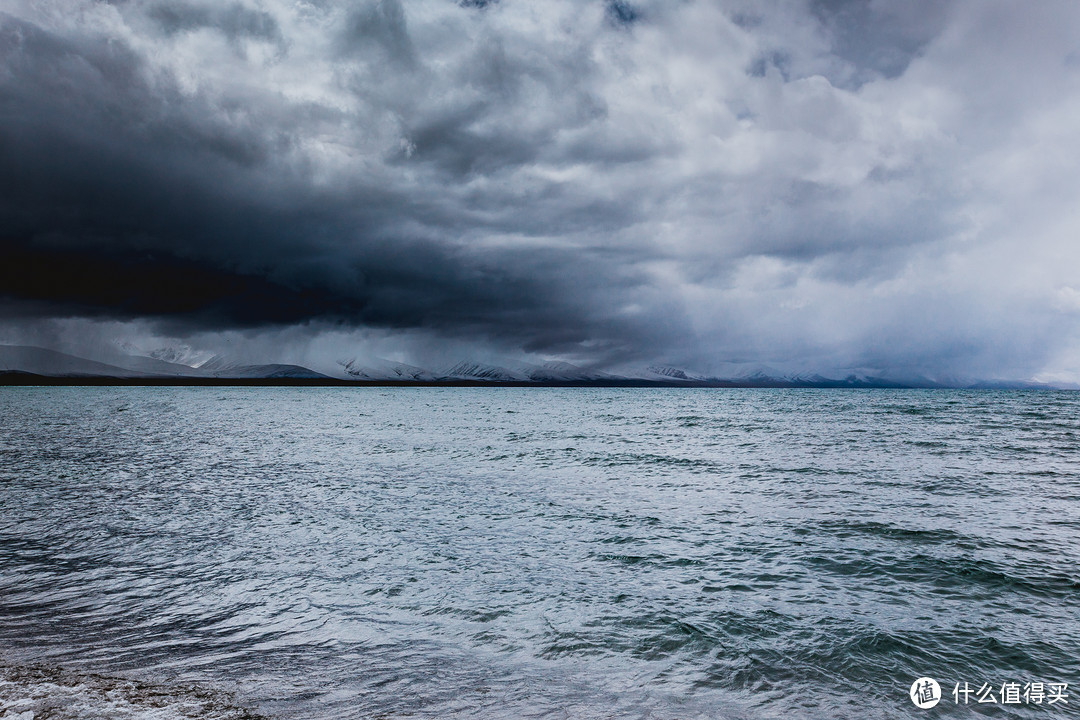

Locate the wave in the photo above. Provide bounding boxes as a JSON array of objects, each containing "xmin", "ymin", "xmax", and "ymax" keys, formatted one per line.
[{"xmin": 0, "ymin": 662, "xmax": 264, "ymax": 720}]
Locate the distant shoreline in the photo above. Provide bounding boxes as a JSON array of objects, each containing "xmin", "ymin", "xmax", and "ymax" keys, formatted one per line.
[{"xmin": 0, "ymin": 371, "xmax": 1062, "ymax": 390}]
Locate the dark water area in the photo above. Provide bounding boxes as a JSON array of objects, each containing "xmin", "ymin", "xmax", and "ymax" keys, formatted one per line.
[{"xmin": 0, "ymin": 388, "xmax": 1077, "ymax": 719}]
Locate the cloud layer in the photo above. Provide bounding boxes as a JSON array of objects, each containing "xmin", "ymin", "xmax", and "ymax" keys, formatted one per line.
[{"xmin": 2, "ymin": 0, "xmax": 1079, "ymax": 380}]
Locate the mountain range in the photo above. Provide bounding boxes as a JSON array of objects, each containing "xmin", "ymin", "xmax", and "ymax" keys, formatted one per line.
[{"xmin": 0, "ymin": 344, "xmax": 1065, "ymax": 389}]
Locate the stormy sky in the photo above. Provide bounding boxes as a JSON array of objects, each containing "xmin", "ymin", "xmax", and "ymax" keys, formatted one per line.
[{"xmin": 2, "ymin": 0, "xmax": 1079, "ymax": 380}]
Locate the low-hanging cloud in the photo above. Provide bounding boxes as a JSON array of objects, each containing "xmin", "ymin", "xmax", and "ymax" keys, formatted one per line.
[{"xmin": 1, "ymin": 0, "xmax": 1079, "ymax": 380}]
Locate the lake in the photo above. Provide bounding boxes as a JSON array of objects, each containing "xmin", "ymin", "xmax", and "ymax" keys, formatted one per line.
[{"xmin": 1, "ymin": 388, "xmax": 1077, "ymax": 719}]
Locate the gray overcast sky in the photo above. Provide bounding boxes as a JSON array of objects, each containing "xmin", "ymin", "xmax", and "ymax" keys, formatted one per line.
[{"xmin": 1, "ymin": 0, "xmax": 1079, "ymax": 381}]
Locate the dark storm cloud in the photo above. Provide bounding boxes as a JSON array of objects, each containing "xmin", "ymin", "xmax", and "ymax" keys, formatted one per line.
[
  {"xmin": 0, "ymin": 6, "xmax": 680, "ymax": 363},
  {"xmin": 2, "ymin": 1, "xmax": 1079, "ymax": 379}
]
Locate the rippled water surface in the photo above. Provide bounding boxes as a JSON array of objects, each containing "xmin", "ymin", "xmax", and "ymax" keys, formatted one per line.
[{"xmin": 1, "ymin": 388, "xmax": 1078, "ymax": 719}]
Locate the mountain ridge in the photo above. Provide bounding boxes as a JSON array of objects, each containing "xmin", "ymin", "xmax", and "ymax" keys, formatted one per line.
[{"xmin": 0, "ymin": 345, "xmax": 1068, "ymax": 389}]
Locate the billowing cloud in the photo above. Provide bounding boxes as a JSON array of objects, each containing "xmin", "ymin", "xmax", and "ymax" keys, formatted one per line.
[{"xmin": 1, "ymin": 0, "xmax": 1079, "ymax": 379}]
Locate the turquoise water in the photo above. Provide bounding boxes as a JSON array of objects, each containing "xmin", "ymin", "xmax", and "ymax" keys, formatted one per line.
[{"xmin": 1, "ymin": 388, "xmax": 1077, "ymax": 719}]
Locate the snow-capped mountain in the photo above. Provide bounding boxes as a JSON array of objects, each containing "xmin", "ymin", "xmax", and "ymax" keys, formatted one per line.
[
  {"xmin": 641, "ymin": 365, "xmax": 698, "ymax": 381},
  {"xmin": 338, "ymin": 357, "xmax": 439, "ymax": 382},
  {"xmin": 198, "ymin": 355, "xmax": 328, "ymax": 379},
  {"xmin": 520, "ymin": 361, "xmax": 615, "ymax": 382},
  {"xmin": 147, "ymin": 345, "xmax": 214, "ymax": 368},
  {"xmin": 442, "ymin": 361, "xmax": 529, "ymax": 382},
  {"xmin": 437, "ymin": 360, "xmax": 616, "ymax": 382}
]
